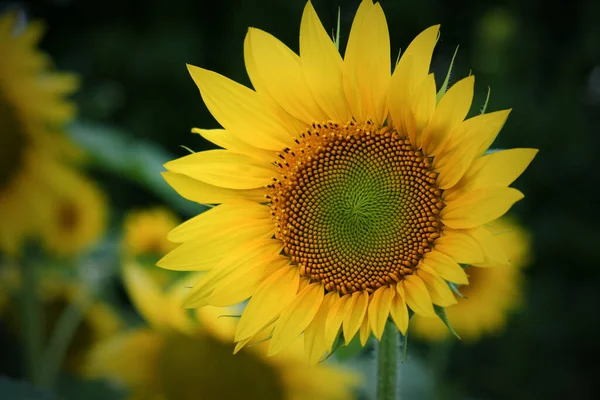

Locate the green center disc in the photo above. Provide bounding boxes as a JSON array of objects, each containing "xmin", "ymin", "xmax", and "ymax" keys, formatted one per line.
[{"xmin": 269, "ymin": 122, "xmax": 443, "ymax": 294}]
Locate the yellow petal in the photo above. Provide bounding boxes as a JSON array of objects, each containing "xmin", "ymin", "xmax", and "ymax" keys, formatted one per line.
[
  {"xmin": 157, "ymin": 220, "xmax": 275, "ymax": 271},
  {"xmin": 192, "ymin": 128, "xmax": 275, "ymax": 160},
  {"xmin": 405, "ymin": 73, "xmax": 436, "ymax": 148},
  {"xmin": 87, "ymin": 329, "xmax": 163, "ymax": 387},
  {"xmin": 325, "ymin": 294, "xmax": 349, "ymax": 350},
  {"xmin": 401, "ymin": 274, "xmax": 436, "ymax": 317},
  {"xmin": 300, "ymin": 1, "xmax": 351, "ymax": 122},
  {"xmin": 389, "ymin": 288, "xmax": 409, "ymax": 334},
  {"xmin": 181, "ymin": 239, "xmax": 284, "ymax": 308},
  {"xmin": 234, "ymin": 323, "xmax": 275, "ymax": 354},
  {"xmin": 123, "ymin": 262, "xmax": 188, "ymax": 330},
  {"xmin": 434, "ymin": 229, "xmax": 484, "ymax": 264},
  {"xmin": 244, "ymin": 28, "xmax": 327, "ymax": 124},
  {"xmin": 450, "ymin": 148, "xmax": 538, "ymax": 197},
  {"xmin": 269, "ymin": 282, "xmax": 325, "ymax": 356},
  {"xmin": 167, "ymin": 201, "xmax": 270, "ymax": 243},
  {"xmin": 441, "ymin": 187, "xmax": 524, "ymax": 229},
  {"xmin": 466, "ymin": 226, "xmax": 510, "ymax": 267},
  {"xmin": 359, "ymin": 311, "xmax": 371, "ymax": 346},
  {"xmin": 434, "ymin": 110, "xmax": 512, "ymax": 189},
  {"xmin": 208, "ymin": 256, "xmax": 290, "ymax": 306},
  {"xmin": 164, "ymin": 150, "xmax": 275, "ymax": 190},
  {"xmin": 368, "ymin": 287, "xmax": 394, "ymax": 340},
  {"xmin": 162, "ymin": 172, "xmax": 266, "ymax": 205},
  {"xmin": 421, "ymin": 251, "xmax": 469, "ymax": 284},
  {"xmin": 388, "ymin": 25, "xmax": 440, "ymax": 138},
  {"xmin": 342, "ymin": 291, "xmax": 369, "ymax": 344},
  {"xmin": 122, "ymin": 262, "xmax": 166, "ymax": 328},
  {"xmin": 187, "ymin": 64, "xmax": 293, "ymax": 150},
  {"xmin": 304, "ymin": 292, "xmax": 339, "ymax": 364},
  {"xmin": 343, "ymin": 0, "xmax": 390, "ymax": 124},
  {"xmin": 416, "ymin": 268, "xmax": 457, "ymax": 307},
  {"xmin": 235, "ymin": 266, "xmax": 300, "ymax": 341},
  {"xmin": 421, "ymin": 76, "xmax": 475, "ymax": 156}
]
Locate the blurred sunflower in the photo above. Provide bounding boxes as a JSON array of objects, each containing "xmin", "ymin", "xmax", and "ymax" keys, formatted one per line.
[
  {"xmin": 0, "ymin": 11, "xmax": 79, "ymax": 254},
  {"xmin": 38, "ymin": 167, "xmax": 108, "ymax": 256},
  {"xmin": 160, "ymin": 0, "xmax": 537, "ymax": 361},
  {"xmin": 123, "ymin": 207, "xmax": 180, "ymax": 258},
  {"xmin": 122, "ymin": 207, "xmax": 181, "ymax": 287},
  {"xmin": 411, "ymin": 217, "xmax": 532, "ymax": 341},
  {"xmin": 0, "ymin": 268, "xmax": 122, "ymax": 374},
  {"xmin": 88, "ymin": 263, "xmax": 360, "ymax": 400}
]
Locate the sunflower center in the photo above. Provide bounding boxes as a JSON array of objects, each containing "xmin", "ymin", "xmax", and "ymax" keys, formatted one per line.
[
  {"xmin": 58, "ymin": 200, "xmax": 80, "ymax": 234},
  {"xmin": 0, "ymin": 90, "xmax": 28, "ymax": 191},
  {"xmin": 268, "ymin": 121, "xmax": 444, "ymax": 294}
]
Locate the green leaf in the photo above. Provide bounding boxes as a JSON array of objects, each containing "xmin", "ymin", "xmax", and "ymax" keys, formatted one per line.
[
  {"xmin": 333, "ymin": 7, "xmax": 341, "ymax": 51},
  {"xmin": 401, "ymin": 309, "xmax": 415, "ymax": 362},
  {"xmin": 0, "ymin": 376, "xmax": 58, "ymax": 400},
  {"xmin": 68, "ymin": 121, "xmax": 207, "ymax": 217},
  {"xmin": 436, "ymin": 45, "xmax": 460, "ymax": 104},
  {"xmin": 58, "ymin": 375, "xmax": 125, "ymax": 400},
  {"xmin": 433, "ymin": 305, "xmax": 461, "ymax": 339},
  {"xmin": 481, "ymin": 86, "xmax": 491, "ymax": 114},
  {"xmin": 448, "ymin": 282, "xmax": 467, "ymax": 299}
]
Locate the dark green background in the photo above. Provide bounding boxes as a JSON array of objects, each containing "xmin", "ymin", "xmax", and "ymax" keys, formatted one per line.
[{"xmin": 4, "ymin": 0, "xmax": 600, "ymax": 398}]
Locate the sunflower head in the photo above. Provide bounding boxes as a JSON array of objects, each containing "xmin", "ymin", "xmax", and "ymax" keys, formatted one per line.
[
  {"xmin": 160, "ymin": 0, "xmax": 537, "ymax": 361},
  {"xmin": 123, "ymin": 207, "xmax": 180, "ymax": 258},
  {"xmin": 38, "ymin": 167, "xmax": 108, "ymax": 256},
  {"xmin": 88, "ymin": 263, "xmax": 361, "ymax": 399},
  {"xmin": 0, "ymin": 10, "xmax": 80, "ymax": 254}
]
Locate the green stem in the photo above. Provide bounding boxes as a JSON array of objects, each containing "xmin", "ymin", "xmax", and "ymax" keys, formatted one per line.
[
  {"xmin": 19, "ymin": 255, "xmax": 43, "ymax": 385},
  {"xmin": 39, "ymin": 290, "xmax": 90, "ymax": 391},
  {"xmin": 377, "ymin": 321, "xmax": 399, "ymax": 400}
]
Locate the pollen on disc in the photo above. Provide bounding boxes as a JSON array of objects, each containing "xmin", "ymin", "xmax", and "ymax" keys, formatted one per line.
[{"xmin": 266, "ymin": 121, "xmax": 444, "ymax": 295}]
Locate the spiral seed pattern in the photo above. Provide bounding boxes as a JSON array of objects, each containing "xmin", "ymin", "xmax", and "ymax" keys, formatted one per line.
[{"xmin": 266, "ymin": 121, "xmax": 444, "ymax": 294}]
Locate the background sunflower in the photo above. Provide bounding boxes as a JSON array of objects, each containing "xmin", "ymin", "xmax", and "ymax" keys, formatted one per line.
[{"xmin": 0, "ymin": 0, "xmax": 598, "ymax": 399}]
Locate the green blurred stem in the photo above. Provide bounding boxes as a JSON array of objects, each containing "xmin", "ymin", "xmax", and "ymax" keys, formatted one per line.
[
  {"xmin": 39, "ymin": 290, "xmax": 90, "ymax": 391},
  {"xmin": 377, "ymin": 321, "xmax": 398, "ymax": 400},
  {"xmin": 19, "ymin": 255, "xmax": 42, "ymax": 385}
]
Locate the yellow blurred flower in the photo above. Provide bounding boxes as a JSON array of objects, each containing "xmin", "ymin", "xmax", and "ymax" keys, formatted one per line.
[
  {"xmin": 123, "ymin": 207, "xmax": 180, "ymax": 258},
  {"xmin": 88, "ymin": 263, "xmax": 361, "ymax": 399},
  {"xmin": 0, "ymin": 267, "xmax": 122, "ymax": 374},
  {"xmin": 0, "ymin": 11, "xmax": 80, "ymax": 254},
  {"xmin": 411, "ymin": 217, "xmax": 532, "ymax": 341},
  {"xmin": 39, "ymin": 167, "xmax": 108, "ymax": 256},
  {"xmin": 122, "ymin": 207, "xmax": 181, "ymax": 287}
]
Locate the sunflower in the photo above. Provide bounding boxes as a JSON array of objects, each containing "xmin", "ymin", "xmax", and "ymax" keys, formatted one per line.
[
  {"xmin": 122, "ymin": 207, "xmax": 182, "ymax": 287},
  {"xmin": 0, "ymin": 267, "xmax": 122, "ymax": 375},
  {"xmin": 88, "ymin": 263, "xmax": 360, "ymax": 400},
  {"xmin": 159, "ymin": 0, "xmax": 537, "ymax": 362},
  {"xmin": 0, "ymin": 11, "xmax": 79, "ymax": 254},
  {"xmin": 123, "ymin": 207, "xmax": 180, "ymax": 258},
  {"xmin": 411, "ymin": 217, "xmax": 531, "ymax": 341},
  {"xmin": 38, "ymin": 166, "xmax": 108, "ymax": 256}
]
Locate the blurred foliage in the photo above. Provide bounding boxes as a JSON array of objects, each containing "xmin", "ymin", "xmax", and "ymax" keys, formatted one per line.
[{"xmin": 0, "ymin": 0, "xmax": 599, "ymax": 398}]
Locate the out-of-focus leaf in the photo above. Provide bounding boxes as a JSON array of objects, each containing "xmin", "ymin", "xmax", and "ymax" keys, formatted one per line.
[
  {"xmin": 433, "ymin": 305, "xmax": 461, "ymax": 339},
  {"xmin": 68, "ymin": 121, "xmax": 207, "ymax": 217},
  {"xmin": 58, "ymin": 375, "xmax": 125, "ymax": 400},
  {"xmin": 0, "ymin": 376, "xmax": 57, "ymax": 400}
]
